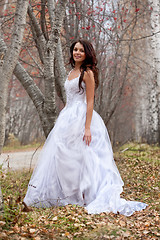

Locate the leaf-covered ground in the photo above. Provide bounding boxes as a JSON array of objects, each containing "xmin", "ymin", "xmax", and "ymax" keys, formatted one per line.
[{"xmin": 0, "ymin": 143, "xmax": 159, "ymax": 239}]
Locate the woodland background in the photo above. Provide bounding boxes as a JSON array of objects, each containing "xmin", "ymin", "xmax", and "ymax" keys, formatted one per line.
[
  {"xmin": 0, "ymin": 1, "xmax": 159, "ymax": 239},
  {"xmin": 0, "ymin": 0, "xmax": 160, "ymax": 149}
]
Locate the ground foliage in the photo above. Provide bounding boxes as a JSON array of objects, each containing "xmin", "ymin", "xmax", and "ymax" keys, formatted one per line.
[{"xmin": 0, "ymin": 143, "xmax": 159, "ymax": 239}]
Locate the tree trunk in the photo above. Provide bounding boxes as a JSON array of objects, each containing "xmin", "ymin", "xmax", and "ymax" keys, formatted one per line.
[
  {"xmin": 0, "ymin": 185, "xmax": 3, "ymax": 213},
  {"xmin": 0, "ymin": 0, "xmax": 67, "ymax": 140},
  {"xmin": 54, "ymin": 39, "xmax": 66, "ymax": 104},
  {"xmin": 0, "ymin": 0, "xmax": 29, "ymax": 153},
  {"xmin": 147, "ymin": 0, "xmax": 160, "ymax": 144},
  {"xmin": 24, "ymin": 0, "xmax": 67, "ymax": 137},
  {"xmin": 42, "ymin": 0, "xmax": 67, "ymax": 135}
]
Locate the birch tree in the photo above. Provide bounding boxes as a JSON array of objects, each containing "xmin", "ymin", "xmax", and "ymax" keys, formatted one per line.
[
  {"xmin": 0, "ymin": 0, "xmax": 29, "ymax": 153},
  {"xmin": 63, "ymin": 0, "xmax": 151, "ymax": 145},
  {"xmin": 17, "ymin": 0, "xmax": 67, "ymax": 137},
  {"xmin": 147, "ymin": 0, "xmax": 160, "ymax": 143},
  {"xmin": 1, "ymin": 0, "xmax": 158, "ymax": 146},
  {"xmin": 0, "ymin": 0, "xmax": 29, "ymax": 213},
  {"xmin": 0, "ymin": 185, "xmax": 2, "ymax": 213},
  {"xmin": 0, "ymin": 0, "xmax": 67, "ymax": 142}
]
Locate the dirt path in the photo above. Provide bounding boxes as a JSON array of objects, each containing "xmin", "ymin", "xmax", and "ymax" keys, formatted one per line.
[{"xmin": 0, "ymin": 149, "xmax": 41, "ymax": 170}]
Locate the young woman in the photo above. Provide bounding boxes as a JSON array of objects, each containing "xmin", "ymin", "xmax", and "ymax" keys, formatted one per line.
[{"xmin": 24, "ymin": 39, "xmax": 147, "ymax": 216}]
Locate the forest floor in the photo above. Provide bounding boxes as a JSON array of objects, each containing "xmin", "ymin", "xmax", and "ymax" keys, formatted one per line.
[{"xmin": 0, "ymin": 143, "xmax": 159, "ymax": 239}]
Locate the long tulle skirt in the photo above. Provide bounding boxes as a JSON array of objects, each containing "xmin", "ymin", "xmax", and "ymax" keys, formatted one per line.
[{"xmin": 24, "ymin": 101, "xmax": 147, "ymax": 216}]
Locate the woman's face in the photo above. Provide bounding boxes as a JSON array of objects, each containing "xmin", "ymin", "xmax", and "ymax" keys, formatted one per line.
[{"xmin": 73, "ymin": 42, "xmax": 86, "ymax": 63}]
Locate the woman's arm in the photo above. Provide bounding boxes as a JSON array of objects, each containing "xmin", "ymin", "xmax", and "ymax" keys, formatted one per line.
[{"xmin": 83, "ymin": 70, "xmax": 95, "ymax": 146}]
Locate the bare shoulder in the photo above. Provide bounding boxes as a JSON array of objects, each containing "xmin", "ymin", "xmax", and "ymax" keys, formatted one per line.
[{"xmin": 83, "ymin": 69, "xmax": 94, "ymax": 83}]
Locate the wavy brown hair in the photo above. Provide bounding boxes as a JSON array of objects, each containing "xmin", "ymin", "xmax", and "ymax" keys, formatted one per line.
[{"xmin": 69, "ymin": 39, "xmax": 99, "ymax": 92}]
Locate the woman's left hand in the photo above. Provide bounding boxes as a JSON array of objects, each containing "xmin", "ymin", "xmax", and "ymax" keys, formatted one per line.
[{"xmin": 83, "ymin": 128, "xmax": 91, "ymax": 146}]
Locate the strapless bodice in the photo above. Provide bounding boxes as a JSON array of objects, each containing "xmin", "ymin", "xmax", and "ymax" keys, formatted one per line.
[{"xmin": 64, "ymin": 76, "xmax": 86, "ymax": 106}]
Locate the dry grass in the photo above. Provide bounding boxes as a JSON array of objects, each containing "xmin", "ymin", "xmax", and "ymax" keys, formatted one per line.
[{"xmin": 0, "ymin": 142, "xmax": 159, "ymax": 239}]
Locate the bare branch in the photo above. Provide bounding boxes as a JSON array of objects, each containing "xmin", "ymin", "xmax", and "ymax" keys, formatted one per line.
[
  {"xmin": 47, "ymin": 0, "xmax": 55, "ymax": 29},
  {"xmin": 27, "ymin": 4, "xmax": 46, "ymax": 53}
]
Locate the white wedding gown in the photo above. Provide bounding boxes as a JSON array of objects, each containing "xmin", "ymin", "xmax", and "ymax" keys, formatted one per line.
[{"xmin": 24, "ymin": 74, "xmax": 147, "ymax": 216}]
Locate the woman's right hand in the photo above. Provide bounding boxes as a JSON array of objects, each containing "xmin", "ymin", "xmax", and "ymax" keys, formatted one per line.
[{"xmin": 83, "ymin": 128, "xmax": 91, "ymax": 146}]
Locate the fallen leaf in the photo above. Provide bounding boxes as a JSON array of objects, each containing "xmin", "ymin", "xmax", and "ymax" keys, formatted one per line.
[
  {"xmin": 52, "ymin": 216, "xmax": 58, "ymax": 221},
  {"xmin": 65, "ymin": 231, "xmax": 70, "ymax": 236},
  {"xmin": 122, "ymin": 230, "xmax": 131, "ymax": 237},
  {"xmin": 29, "ymin": 228, "xmax": 37, "ymax": 234},
  {"xmin": 33, "ymin": 236, "xmax": 41, "ymax": 240},
  {"xmin": 0, "ymin": 221, "xmax": 6, "ymax": 227},
  {"xmin": 12, "ymin": 224, "xmax": 20, "ymax": 233},
  {"xmin": 143, "ymin": 230, "xmax": 149, "ymax": 235},
  {"xmin": 119, "ymin": 220, "xmax": 126, "ymax": 227},
  {"xmin": 144, "ymin": 221, "xmax": 151, "ymax": 227},
  {"xmin": 0, "ymin": 232, "xmax": 8, "ymax": 239}
]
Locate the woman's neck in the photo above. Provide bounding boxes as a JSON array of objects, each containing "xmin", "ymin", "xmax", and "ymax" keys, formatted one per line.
[{"xmin": 74, "ymin": 62, "xmax": 82, "ymax": 70}]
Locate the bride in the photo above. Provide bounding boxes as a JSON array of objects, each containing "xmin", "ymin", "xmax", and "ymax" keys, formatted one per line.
[{"xmin": 23, "ymin": 39, "xmax": 147, "ymax": 216}]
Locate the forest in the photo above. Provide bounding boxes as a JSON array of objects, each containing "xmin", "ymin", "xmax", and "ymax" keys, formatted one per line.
[
  {"xmin": 0, "ymin": 0, "xmax": 159, "ymax": 239},
  {"xmin": 0, "ymin": 0, "xmax": 159, "ymax": 149}
]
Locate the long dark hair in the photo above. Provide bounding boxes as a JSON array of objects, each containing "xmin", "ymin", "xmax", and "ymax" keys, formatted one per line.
[{"xmin": 69, "ymin": 39, "xmax": 99, "ymax": 92}]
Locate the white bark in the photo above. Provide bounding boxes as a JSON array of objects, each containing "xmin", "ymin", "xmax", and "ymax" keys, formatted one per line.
[
  {"xmin": 148, "ymin": 0, "xmax": 160, "ymax": 143},
  {"xmin": 0, "ymin": 0, "xmax": 29, "ymax": 153},
  {"xmin": 47, "ymin": 0, "xmax": 56, "ymax": 29},
  {"xmin": 0, "ymin": 0, "xmax": 67, "ymax": 139},
  {"xmin": 0, "ymin": 185, "xmax": 2, "ymax": 213},
  {"xmin": 55, "ymin": 39, "xmax": 66, "ymax": 104},
  {"xmin": 42, "ymin": 0, "xmax": 67, "ymax": 133},
  {"xmin": 3, "ymin": 0, "xmax": 9, "ymax": 12},
  {"xmin": 134, "ymin": 75, "xmax": 151, "ymax": 142},
  {"xmin": 27, "ymin": 4, "xmax": 46, "ymax": 63},
  {"xmin": 47, "ymin": 0, "xmax": 66, "ymax": 102}
]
